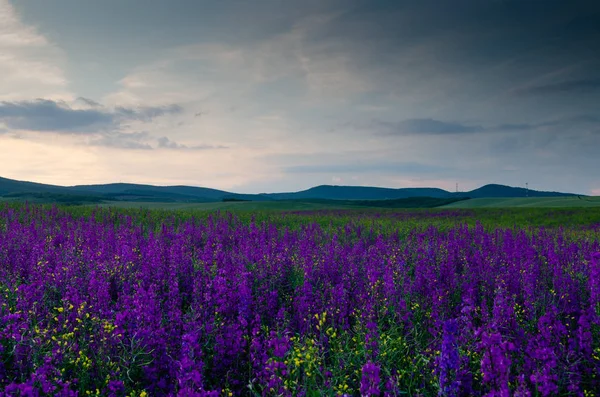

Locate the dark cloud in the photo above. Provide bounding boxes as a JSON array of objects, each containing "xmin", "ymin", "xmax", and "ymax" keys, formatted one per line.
[
  {"xmin": 156, "ymin": 137, "xmax": 227, "ymax": 150},
  {"xmin": 76, "ymin": 97, "xmax": 102, "ymax": 108},
  {"xmin": 375, "ymin": 118, "xmax": 484, "ymax": 135},
  {"xmin": 494, "ymin": 123, "xmax": 537, "ymax": 131},
  {"xmin": 291, "ymin": 0, "xmax": 600, "ymax": 122},
  {"xmin": 285, "ymin": 161, "xmax": 447, "ymax": 174},
  {"xmin": 9, "ymin": 0, "xmax": 600, "ymax": 194},
  {"xmin": 0, "ymin": 99, "xmax": 182, "ymax": 133},
  {"xmin": 0, "ymin": 99, "xmax": 114, "ymax": 132},
  {"xmin": 557, "ymin": 11, "xmax": 600, "ymax": 41},
  {"xmin": 369, "ymin": 113, "xmax": 600, "ymax": 137},
  {"xmin": 513, "ymin": 79, "xmax": 600, "ymax": 96},
  {"xmin": 115, "ymin": 104, "xmax": 183, "ymax": 122},
  {"xmin": 536, "ymin": 114, "xmax": 600, "ymax": 129}
]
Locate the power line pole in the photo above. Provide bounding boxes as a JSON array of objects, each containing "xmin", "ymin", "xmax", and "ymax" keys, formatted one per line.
[{"xmin": 526, "ymin": 182, "xmax": 528, "ymax": 197}]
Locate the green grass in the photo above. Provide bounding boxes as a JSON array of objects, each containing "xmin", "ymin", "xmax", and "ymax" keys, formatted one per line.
[
  {"xmin": 442, "ymin": 196, "xmax": 600, "ymax": 208},
  {"xmin": 4, "ymin": 202, "xmax": 600, "ymax": 238},
  {"xmin": 100, "ymin": 197, "xmax": 600, "ymax": 211},
  {"xmin": 96, "ymin": 197, "xmax": 466, "ymax": 211},
  {"xmin": 95, "ymin": 200, "xmax": 363, "ymax": 211}
]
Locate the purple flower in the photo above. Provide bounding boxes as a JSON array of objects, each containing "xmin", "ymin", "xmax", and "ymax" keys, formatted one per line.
[
  {"xmin": 360, "ymin": 361, "xmax": 381, "ymax": 397},
  {"xmin": 438, "ymin": 319, "xmax": 460, "ymax": 397}
]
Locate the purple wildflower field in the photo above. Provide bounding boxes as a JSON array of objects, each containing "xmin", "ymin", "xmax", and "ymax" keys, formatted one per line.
[{"xmin": 1, "ymin": 204, "xmax": 600, "ymax": 396}]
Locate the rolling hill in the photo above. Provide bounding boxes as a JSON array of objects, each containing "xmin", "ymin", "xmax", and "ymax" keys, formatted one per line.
[
  {"xmin": 463, "ymin": 184, "xmax": 578, "ymax": 198},
  {"xmin": 71, "ymin": 183, "xmax": 233, "ymax": 202},
  {"xmin": 260, "ymin": 185, "xmax": 451, "ymax": 200},
  {"xmin": 0, "ymin": 176, "xmax": 582, "ymax": 206}
]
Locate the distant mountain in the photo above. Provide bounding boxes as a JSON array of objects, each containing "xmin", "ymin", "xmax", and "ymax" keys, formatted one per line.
[
  {"xmin": 261, "ymin": 185, "xmax": 451, "ymax": 200},
  {"xmin": 464, "ymin": 184, "xmax": 578, "ymax": 198},
  {"xmin": 0, "ymin": 176, "xmax": 580, "ymax": 204},
  {"xmin": 72, "ymin": 183, "xmax": 272, "ymax": 202},
  {"xmin": 261, "ymin": 184, "xmax": 578, "ymax": 200},
  {"xmin": 72, "ymin": 183, "xmax": 232, "ymax": 202},
  {"xmin": 0, "ymin": 176, "xmax": 92, "ymax": 196}
]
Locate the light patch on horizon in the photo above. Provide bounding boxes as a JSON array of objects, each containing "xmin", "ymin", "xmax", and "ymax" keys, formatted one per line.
[{"xmin": 0, "ymin": 133, "xmax": 278, "ymax": 191}]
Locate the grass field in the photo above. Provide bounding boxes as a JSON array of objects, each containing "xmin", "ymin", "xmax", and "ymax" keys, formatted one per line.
[
  {"xmin": 96, "ymin": 200, "xmax": 365, "ymax": 211},
  {"xmin": 4, "ymin": 195, "xmax": 600, "ymax": 210},
  {"xmin": 94, "ymin": 196, "xmax": 600, "ymax": 211},
  {"xmin": 443, "ymin": 196, "xmax": 600, "ymax": 208}
]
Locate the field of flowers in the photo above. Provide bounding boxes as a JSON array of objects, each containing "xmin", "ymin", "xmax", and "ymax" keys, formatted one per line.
[{"xmin": 1, "ymin": 203, "xmax": 600, "ymax": 396}]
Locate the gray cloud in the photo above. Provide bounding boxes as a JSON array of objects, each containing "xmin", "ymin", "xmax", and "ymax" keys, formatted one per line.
[
  {"xmin": 494, "ymin": 123, "xmax": 537, "ymax": 131},
  {"xmin": 285, "ymin": 161, "xmax": 447, "ymax": 175},
  {"xmin": 513, "ymin": 79, "xmax": 600, "ymax": 96},
  {"xmin": 0, "ymin": 99, "xmax": 114, "ymax": 132},
  {"xmin": 115, "ymin": 104, "xmax": 183, "ymax": 122},
  {"xmin": 156, "ymin": 136, "xmax": 227, "ymax": 150},
  {"xmin": 76, "ymin": 97, "xmax": 102, "ymax": 108},
  {"xmin": 369, "ymin": 113, "xmax": 600, "ymax": 137},
  {"xmin": 0, "ymin": 99, "xmax": 182, "ymax": 132},
  {"xmin": 374, "ymin": 118, "xmax": 484, "ymax": 135},
  {"xmin": 6, "ymin": 0, "xmax": 600, "ymax": 194},
  {"xmin": 552, "ymin": 114, "xmax": 600, "ymax": 125}
]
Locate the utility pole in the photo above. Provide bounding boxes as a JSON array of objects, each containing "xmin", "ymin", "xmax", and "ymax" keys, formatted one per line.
[
  {"xmin": 456, "ymin": 183, "xmax": 458, "ymax": 193},
  {"xmin": 526, "ymin": 182, "xmax": 528, "ymax": 197}
]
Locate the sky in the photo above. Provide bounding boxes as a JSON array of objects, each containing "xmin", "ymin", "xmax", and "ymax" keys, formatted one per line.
[{"xmin": 0, "ymin": 0, "xmax": 599, "ymax": 194}]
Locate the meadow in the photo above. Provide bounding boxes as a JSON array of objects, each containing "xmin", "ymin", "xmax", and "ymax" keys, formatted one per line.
[
  {"xmin": 1, "ymin": 203, "xmax": 600, "ymax": 396},
  {"xmin": 443, "ymin": 197, "xmax": 600, "ymax": 209}
]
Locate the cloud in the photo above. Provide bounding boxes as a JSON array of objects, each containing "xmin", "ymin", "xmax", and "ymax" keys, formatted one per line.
[
  {"xmin": 494, "ymin": 123, "xmax": 537, "ymax": 131},
  {"xmin": 0, "ymin": 0, "xmax": 71, "ymax": 101},
  {"xmin": 114, "ymin": 104, "xmax": 183, "ymax": 122},
  {"xmin": 0, "ymin": 98, "xmax": 182, "ymax": 132},
  {"xmin": 88, "ymin": 131, "xmax": 152, "ymax": 150},
  {"xmin": 75, "ymin": 97, "xmax": 102, "ymax": 108},
  {"xmin": 285, "ymin": 161, "xmax": 446, "ymax": 175},
  {"xmin": 374, "ymin": 118, "xmax": 484, "ymax": 135},
  {"xmin": 4, "ymin": 0, "xmax": 599, "ymax": 195},
  {"xmin": 0, "ymin": 99, "xmax": 114, "ymax": 132},
  {"xmin": 156, "ymin": 136, "xmax": 227, "ymax": 150},
  {"xmin": 556, "ymin": 114, "xmax": 600, "ymax": 125},
  {"xmin": 369, "ymin": 113, "xmax": 600, "ymax": 138},
  {"xmin": 513, "ymin": 79, "xmax": 600, "ymax": 96}
]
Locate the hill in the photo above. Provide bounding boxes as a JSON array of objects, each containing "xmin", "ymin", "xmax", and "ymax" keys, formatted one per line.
[
  {"xmin": 261, "ymin": 185, "xmax": 451, "ymax": 200},
  {"xmin": 0, "ymin": 176, "xmax": 582, "ymax": 206},
  {"xmin": 463, "ymin": 184, "xmax": 578, "ymax": 198},
  {"xmin": 261, "ymin": 184, "xmax": 578, "ymax": 201},
  {"xmin": 72, "ymin": 183, "xmax": 225, "ymax": 202},
  {"xmin": 0, "ymin": 176, "xmax": 87, "ymax": 196}
]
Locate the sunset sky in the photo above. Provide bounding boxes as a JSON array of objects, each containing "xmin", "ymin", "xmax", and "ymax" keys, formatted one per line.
[{"xmin": 1, "ymin": 0, "xmax": 599, "ymax": 194}]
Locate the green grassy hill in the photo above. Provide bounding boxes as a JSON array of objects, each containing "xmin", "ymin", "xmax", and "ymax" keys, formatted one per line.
[
  {"xmin": 443, "ymin": 196, "xmax": 600, "ymax": 208},
  {"xmin": 264, "ymin": 185, "xmax": 452, "ymax": 200}
]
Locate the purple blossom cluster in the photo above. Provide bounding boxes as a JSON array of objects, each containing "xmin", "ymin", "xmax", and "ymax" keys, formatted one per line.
[{"xmin": 0, "ymin": 204, "xmax": 599, "ymax": 396}]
